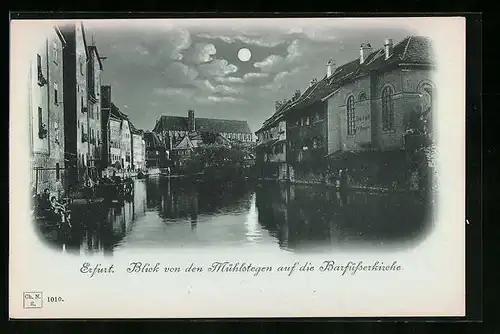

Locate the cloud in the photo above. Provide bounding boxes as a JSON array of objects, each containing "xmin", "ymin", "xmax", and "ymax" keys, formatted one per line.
[
  {"xmin": 293, "ymin": 27, "xmax": 338, "ymax": 42},
  {"xmin": 153, "ymin": 87, "xmax": 196, "ymax": 98},
  {"xmin": 198, "ymin": 59, "xmax": 238, "ymax": 77},
  {"xmin": 135, "ymin": 45, "xmax": 149, "ymax": 56},
  {"xmin": 184, "ymin": 43, "xmax": 217, "ymax": 64},
  {"xmin": 214, "ymin": 76, "xmax": 245, "ymax": 84},
  {"xmin": 285, "ymin": 39, "xmax": 306, "ymax": 62},
  {"xmin": 170, "ymin": 29, "xmax": 192, "ymax": 60},
  {"xmin": 253, "ymin": 54, "xmax": 286, "ymax": 73},
  {"xmin": 162, "ymin": 62, "xmax": 199, "ymax": 87},
  {"xmin": 194, "ymin": 79, "xmax": 240, "ymax": 95},
  {"xmin": 195, "ymin": 95, "xmax": 246, "ymax": 104},
  {"xmin": 251, "ymin": 40, "xmax": 311, "ymax": 74},
  {"xmin": 197, "ymin": 32, "xmax": 283, "ymax": 47},
  {"xmin": 261, "ymin": 67, "xmax": 307, "ymax": 91},
  {"xmin": 243, "ymin": 72, "xmax": 269, "ymax": 81}
]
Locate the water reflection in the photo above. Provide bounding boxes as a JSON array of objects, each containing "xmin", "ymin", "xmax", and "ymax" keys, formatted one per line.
[{"xmin": 40, "ymin": 177, "xmax": 432, "ymax": 254}]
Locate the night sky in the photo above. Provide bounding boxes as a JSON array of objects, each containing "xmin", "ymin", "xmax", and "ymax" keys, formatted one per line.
[{"xmin": 85, "ymin": 19, "xmax": 411, "ymax": 133}]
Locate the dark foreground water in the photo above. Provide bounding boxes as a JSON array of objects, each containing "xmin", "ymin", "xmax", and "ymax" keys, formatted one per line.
[{"xmin": 39, "ymin": 177, "xmax": 434, "ymax": 255}]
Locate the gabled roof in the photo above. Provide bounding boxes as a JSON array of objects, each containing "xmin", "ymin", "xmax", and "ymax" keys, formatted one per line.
[
  {"xmin": 256, "ymin": 36, "xmax": 434, "ymax": 133},
  {"xmin": 172, "ymin": 135, "xmax": 196, "ymax": 151},
  {"xmin": 129, "ymin": 122, "xmax": 143, "ymax": 135},
  {"xmin": 54, "ymin": 26, "xmax": 66, "ymax": 46},
  {"xmin": 110, "ymin": 103, "xmax": 129, "ymax": 121},
  {"xmin": 143, "ymin": 131, "xmax": 163, "ymax": 148},
  {"xmin": 154, "ymin": 115, "xmax": 252, "ymax": 134},
  {"xmin": 80, "ymin": 22, "xmax": 89, "ymax": 60},
  {"xmin": 88, "ymin": 45, "xmax": 104, "ymax": 70}
]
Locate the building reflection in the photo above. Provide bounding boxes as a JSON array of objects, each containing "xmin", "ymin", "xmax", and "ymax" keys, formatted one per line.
[
  {"xmin": 39, "ymin": 177, "xmax": 432, "ymax": 255},
  {"xmin": 146, "ymin": 177, "xmax": 253, "ymax": 225},
  {"xmin": 45, "ymin": 180, "xmax": 151, "ymax": 255},
  {"xmin": 255, "ymin": 182, "xmax": 432, "ymax": 251}
]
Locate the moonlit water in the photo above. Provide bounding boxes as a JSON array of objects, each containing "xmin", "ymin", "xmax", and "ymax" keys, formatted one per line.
[{"xmin": 40, "ymin": 177, "xmax": 433, "ymax": 255}]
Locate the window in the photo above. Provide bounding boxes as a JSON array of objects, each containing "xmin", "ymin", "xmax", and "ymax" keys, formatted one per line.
[
  {"xmin": 347, "ymin": 96, "xmax": 356, "ymax": 136},
  {"xmin": 275, "ymin": 142, "xmax": 284, "ymax": 154},
  {"xmin": 54, "ymin": 83, "xmax": 58, "ymax": 104},
  {"xmin": 359, "ymin": 92, "xmax": 367, "ymax": 101},
  {"xmin": 36, "ymin": 54, "xmax": 46, "ymax": 86},
  {"xmin": 80, "ymin": 59, "xmax": 84, "ymax": 75},
  {"xmin": 381, "ymin": 86, "xmax": 394, "ymax": 131},
  {"xmin": 81, "ymin": 96, "xmax": 84, "ymax": 113},
  {"xmin": 53, "ymin": 40, "xmax": 58, "ymax": 63},
  {"xmin": 56, "ymin": 163, "xmax": 60, "ymax": 180},
  {"xmin": 37, "ymin": 54, "xmax": 42, "ymax": 73},
  {"xmin": 38, "ymin": 107, "xmax": 43, "ymax": 131}
]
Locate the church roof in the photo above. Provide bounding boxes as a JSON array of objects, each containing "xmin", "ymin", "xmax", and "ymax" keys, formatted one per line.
[{"xmin": 153, "ymin": 116, "xmax": 252, "ymax": 134}]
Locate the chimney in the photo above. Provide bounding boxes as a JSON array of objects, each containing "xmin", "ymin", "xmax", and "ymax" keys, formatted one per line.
[
  {"xmin": 293, "ymin": 90, "xmax": 301, "ymax": 101},
  {"xmin": 359, "ymin": 42, "xmax": 373, "ymax": 64},
  {"xmin": 275, "ymin": 101, "xmax": 282, "ymax": 111},
  {"xmin": 188, "ymin": 109, "xmax": 195, "ymax": 132},
  {"xmin": 384, "ymin": 38, "xmax": 394, "ymax": 60},
  {"xmin": 326, "ymin": 59, "xmax": 336, "ymax": 78},
  {"xmin": 101, "ymin": 85, "xmax": 111, "ymax": 109}
]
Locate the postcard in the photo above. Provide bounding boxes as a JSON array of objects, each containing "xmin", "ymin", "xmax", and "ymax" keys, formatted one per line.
[{"xmin": 9, "ymin": 16, "xmax": 466, "ymax": 318}]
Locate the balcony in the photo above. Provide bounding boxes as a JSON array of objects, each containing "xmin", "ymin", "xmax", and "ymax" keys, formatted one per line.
[
  {"xmin": 288, "ymin": 147, "xmax": 325, "ymax": 163},
  {"xmin": 287, "ymin": 119, "xmax": 325, "ymax": 140}
]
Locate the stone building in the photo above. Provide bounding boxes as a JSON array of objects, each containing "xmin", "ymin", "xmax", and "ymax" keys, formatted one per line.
[
  {"xmin": 59, "ymin": 22, "xmax": 93, "ymax": 185},
  {"xmin": 255, "ymin": 35, "xmax": 435, "ymax": 188},
  {"xmin": 86, "ymin": 44, "xmax": 104, "ymax": 175},
  {"xmin": 255, "ymin": 117, "xmax": 287, "ymax": 180},
  {"xmin": 28, "ymin": 26, "xmax": 67, "ymax": 196},
  {"xmin": 120, "ymin": 118, "xmax": 132, "ymax": 171},
  {"xmin": 152, "ymin": 109, "xmax": 253, "ymax": 167},
  {"xmin": 324, "ymin": 36, "xmax": 435, "ymax": 188},
  {"xmin": 130, "ymin": 124, "xmax": 146, "ymax": 171},
  {"xmin": 143, "ymin": 131, "xmax": 165, "ymax": 168}
]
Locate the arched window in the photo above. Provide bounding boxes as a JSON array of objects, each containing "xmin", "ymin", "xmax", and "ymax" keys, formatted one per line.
[
  {"xmin": 359, "ymin": 92, "xmax": 367, "ymax": 101},
  {"xmin": 347, "ymin": 95, "xmax": 355, "ymax": 136},
  {"xmin": 381, "ymin": 86, "xmax": 394, "ymax": 131}
]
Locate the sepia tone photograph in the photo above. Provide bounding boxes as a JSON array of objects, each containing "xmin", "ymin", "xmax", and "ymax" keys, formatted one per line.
[{"xmin": 10, "ymin": 16, "xmax": 465, "ymax": 318}]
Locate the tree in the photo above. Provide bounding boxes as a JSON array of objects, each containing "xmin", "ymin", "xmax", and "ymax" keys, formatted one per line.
[{"xmin": 180, "ymin": 142, "xmax": 255, "ymax": 180}]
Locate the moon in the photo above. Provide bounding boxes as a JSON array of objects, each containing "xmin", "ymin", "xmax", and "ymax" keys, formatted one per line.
[{"xmin": 237, "ymin": 48, "xmax": 252, "ymax": 62}]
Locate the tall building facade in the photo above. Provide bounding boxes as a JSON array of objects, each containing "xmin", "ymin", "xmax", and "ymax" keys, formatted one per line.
[
  {"xmin": 86, "ymin": 45, "xmax": 104, "ymax": 176},
  {"xmin": 28, "ymin": 27, "xmax": 67, "ymax": 195},
  {"xmin": 255, "ymin": 35, "xmax": 435, "ymax": 189},
  {"xmin": 59, "ymin": 22, "xmax": 92, "ymax": 185}
]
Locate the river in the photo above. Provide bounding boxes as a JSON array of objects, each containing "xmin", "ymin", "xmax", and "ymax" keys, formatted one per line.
[{"xmin": 39, "ymin": 176, "xmax": 434, "ymax": 255}]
